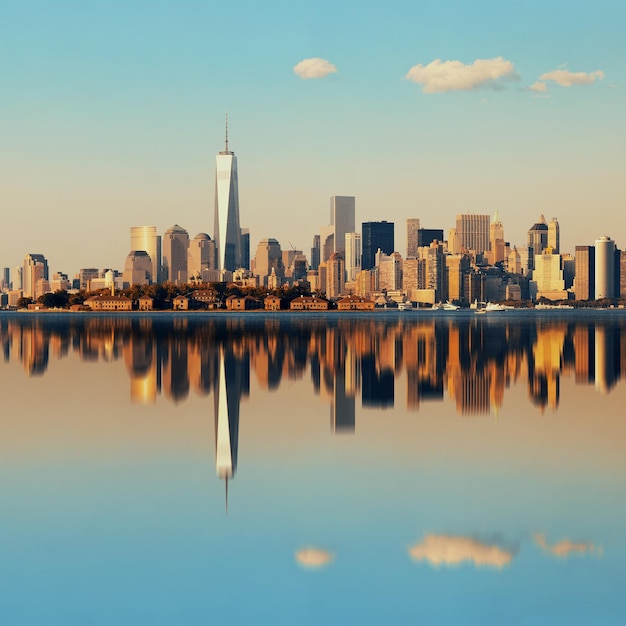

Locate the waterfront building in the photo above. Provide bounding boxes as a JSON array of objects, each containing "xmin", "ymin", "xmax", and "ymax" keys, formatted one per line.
[
  {"xmin": 345, "ymin": 232, "xmax": 361, "ymax": 282},
  {"xmin": 327, "ymin": 252, "xmax": 345, "ymax": 298},
  {"xmin": 456, "ymin": 214, "xmax": 490, "ymax": 255},
  {"xmin": 377, "ymin": 251, "xmax": 402, "ymax": 292},
  {"xmin": 527, "ymin": 215, "xmax": 549, "ymax": 272},
  {"xmin": 23, "ymin": 254, "xmax": 48, "ymax": 299},
  {"xmin": 130, "ymin": 226, "xmax": 161, "ymax": 284},
  {"xmin": 310, "ymin": 234, "xmax": 320, "ymax": 270},
  {"xmin": 188, "ymin": 233, "xmax": 217, "ymax": 282},
  {"xmin": 548, "ymin": 217, "xmax": 560, "ymax": 254},
  {"xmin": 162, "ymin": 225, "xmax": 189, "ymax": 284},
  {"xmin": 253, "ymin": 238, "xmax": 284, "ymax": 287},
  {"xmin": 123, "ymin": 251, "xmax": 152, "ymax": 286},
  {"xmin": 488, "ymin": 210, "xmax": 505, "ymax": 264},
  {"xmin": 362, "ymin": 221, "xmax": 394, "ymax": 270},
  {"xmin": 330, "ymin": 196, "xmax": 355, "ymax": 259},
  {"xmin": 406, "ymin": 218, "xmax": 420, "ymax": 258},
  {"xmin": 595, "ymin": 236, "xmax": 616, "ymax": 299},
  {"xmin": 214, "ymin": 118, "xmax": 242, "ymax": 271}
]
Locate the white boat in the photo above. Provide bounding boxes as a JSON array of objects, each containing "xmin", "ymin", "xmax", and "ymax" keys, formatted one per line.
[
  {"xmin": 397, "ymin": 301, "xmax": 414, "ymax": 311},
  {"xmin": 485, "ymin": 302, "xmax": 506, "ymax": 312},
  {"xmin": 443, "ymin": 301, "xmax": 460, "ymax": 311}
]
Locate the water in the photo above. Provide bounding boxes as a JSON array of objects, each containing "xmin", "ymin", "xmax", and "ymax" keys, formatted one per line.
[{"xmin": 1, "ymin": 310, "xmax": 625, "ymax": 625}]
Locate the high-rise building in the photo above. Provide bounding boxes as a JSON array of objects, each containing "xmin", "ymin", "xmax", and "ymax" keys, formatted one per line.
[
  {"xmin": 23, "ymin": 254, "xmax": 48, "ymax": 299},
  {"xmin": 214, "ymin": 118, "xmax": 242, "ymax": 271},
  {"xmin": 446, "ymin": 254, "xmax": 470, "ymax": 303},
  {"xmin": 327, "ymin": 252, "xmax": 345, "ymax": 298},
  {"xmin": 240, "ymin": 228, "xmax": 250, "ymax": 270},
  {"xmin": 330, "ymin": 196, "xmax": 355, "ymax": 259},
  {"xmin": 123, "ymin": 251, "xmax": 152, "ymax": 286},
  {"xmin": 548, "ymin": 217, "xmax": 560, "ymax": 254},
  {"xmin": 188, "ymin": 233, "xmax": 217, "ymax": 281},
  {"xmin": 345, "ymin": 232, "xmax": 361, "ymax": 282},
  {"xmin": 489, "ymin": 210, "xmax": 505, "ymax": 264},
  {"xmin": 253, "ymin": 238, "xmax": 284, "ymax": 286},
  {"xmin": 406, "ymin": 218, "xmax": 420, "ymax": 258},
  {"xmin": 362, "ymin": 221, "xmax": 394, "ymax": 271},
  {"xmin": 456, "ymin": 214, "xmax": 490, "ymax": 255},
  {"xmin": 2, "ymin": 267, "xmax": 9, "ymax": 290},
  {"xmin": 376, "ymin": 251, "xmax": 402, "ymax": 291},
  {"xmin": 574, "ymin": 246, "xmax": 595, "ymax": 300},
  {"xmin": 12, "ymin": 266, "xmax": 23, "ymax": 291},
  {"xmin": 595, "ymin": 236, "xmax": 616, "ymax": 299},
  {"xmin": 527, "ymin": 215, "xmax": 549, "ymax": 272},
  {"xmin": 320, "ymin": 224, "xmax": 335, "ymax": 263},
  {"xmin": 311, "ymin": 235, "xmax": 321, "ymax": 270},
  {"xmin": 163, "ymin": 225, "xmax": 189, "ymax": 284},
  {"xmin": 418, "ymin": 228, "xmax": 444, "ymax": 248},
  {"xmin": 130, "ymin": 226, "xmax": 161, "ymax": 284}
]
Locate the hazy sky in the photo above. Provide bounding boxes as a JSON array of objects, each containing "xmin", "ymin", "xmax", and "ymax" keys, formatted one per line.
[{"xmin": 1, "ymin": 0, "xmax": 624, "ymax": 276}]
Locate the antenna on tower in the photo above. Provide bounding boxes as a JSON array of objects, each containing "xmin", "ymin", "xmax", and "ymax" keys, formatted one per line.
[{"xmin": 225, "ymin": 113, "xmax": 229, "ymax": 152}]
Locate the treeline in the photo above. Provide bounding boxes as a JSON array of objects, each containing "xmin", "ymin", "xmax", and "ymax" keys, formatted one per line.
[{"xmin": 17, "ymin": 282, "xmax": 314, "ymax": 310}]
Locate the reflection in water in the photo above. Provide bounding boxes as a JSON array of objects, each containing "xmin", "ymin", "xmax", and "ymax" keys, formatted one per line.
[
  {"xmin": 534, "ymin": 534, "xmax": 599, "ymax": 559},
  {"xmin": 2, "ymin": 313, "xmax": 626, "ymax": 417}
]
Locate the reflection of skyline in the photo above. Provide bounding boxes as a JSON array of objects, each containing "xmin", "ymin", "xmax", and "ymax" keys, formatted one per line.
[{"xmin": 2, "ymin": 314, "xmax": 626, "ymax": 418}]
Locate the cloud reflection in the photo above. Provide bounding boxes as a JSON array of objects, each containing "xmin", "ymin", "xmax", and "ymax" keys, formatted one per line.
[
  {"xmin": 408, "ymin": 534, "xmax": 513, "ymax": 569},
  {"xmin": 295, "ymin": 547, "xmax": 335, "ymax": 569},
  {"xmin": 534, "ymin": 534, "xmax": 599, "ymax": 558}
]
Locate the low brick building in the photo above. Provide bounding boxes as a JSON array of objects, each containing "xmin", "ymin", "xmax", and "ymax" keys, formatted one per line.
[
  {"xmin": 264, "ymin": 295, "xmax": 282, "ymax": 311},
  {"xmin": 84, "ymin": 295, "xmax": 133, "ymax": 311},
  {"xmin": 289, "ymin": 296, "xmax": 329, "ymax": 311},
  {"xmin": 336, "ymin": 295, "xmax": 375, "ymax": 311},
  {"xmin": 172, "ymin": 295, "xmax": 189, "ymax": 310},
  {"xmin": 226, "ymin": 295, "xmax": 263, "ymax": 310}
]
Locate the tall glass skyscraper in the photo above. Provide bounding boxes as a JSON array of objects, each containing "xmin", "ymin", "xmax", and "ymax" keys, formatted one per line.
[
  {"xmin": 361, "ymin": 221, "xmax": 394, "ymax": 271},
  {"xmin": 330, "ymin": 196, "xmax": 355, "ymax": 258},
  {"xmin": 214, "ymin": 118, "xmax": 242, "ymax": 272},
  {"xmin": 130, "ymin": 226, "xmax": 161, "ymax": 284}
]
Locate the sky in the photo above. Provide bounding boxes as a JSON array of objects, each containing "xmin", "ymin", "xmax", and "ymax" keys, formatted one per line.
[{"xmin": 1, "ymin": 0, "xmax": 625, "ymax": 276}]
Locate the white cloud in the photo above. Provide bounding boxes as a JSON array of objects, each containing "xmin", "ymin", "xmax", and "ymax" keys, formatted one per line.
[
  {"xmin": 295, "ymin": 547, "xmax": 334, "ymax": 568},
  {"xmin": 293, "ymin": 58, "xmax": 338, "ymax": 80},
  {"xmin": 529, "ymin": 81, "xmax": 548, "ymax": 93},
  {"xmin": 539, "ymin": 68, "xmax": 604, "ymax": 87},
  {"xmin": 534, "ymin": 534, "xmax": 599, "ymax": 558},
  {"xmin": 404, "ymin": 57, "xmax": 516, "ymax": 93},
  {"xmin": 408, "ymin": 534, "xmax": 513, "ymax": 568}
]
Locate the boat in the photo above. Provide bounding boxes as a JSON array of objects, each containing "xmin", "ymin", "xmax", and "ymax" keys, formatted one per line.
[
  {"xmin": 397, "ymin": 301, "xmax": 414, "ymax": 311},
  {"xmin": 443, "ymin": 301, "xmax": 460, "ymax": 311},
  {"xmin": 535, "ymin": 303, "xmax": 574, "ymax": 310},
  {"xmin": 485, "ymin": 302, "xmax": 506, "ymax": 312}
]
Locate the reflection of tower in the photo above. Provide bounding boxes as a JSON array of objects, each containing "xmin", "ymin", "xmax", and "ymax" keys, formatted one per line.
[
  {"xmin": 214, "ymin": 347, "xmax": 246, "ymax": 512},
  {"xmin": 594, "ymin": 326, "xmax": 620, "ymax": 393},
  {"xmin": 214, "ymin": 117, "xmax": 242, "ymax": 272},
  {"xmin": 124, "ymin": 325, "xmax": 158, "ymax": 404}
]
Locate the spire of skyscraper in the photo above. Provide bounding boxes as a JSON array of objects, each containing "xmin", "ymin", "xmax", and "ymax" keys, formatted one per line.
[{"xmin": 225, "ymin": 112, "xmax": 229, "ymax": 153}]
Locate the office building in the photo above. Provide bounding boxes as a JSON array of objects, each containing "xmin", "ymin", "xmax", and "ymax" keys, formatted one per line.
[
  {"xmin": 330, "ymin": 196, "xmax": 355, "ymax": 258},
  {"xmin": 163, "ymin": 225, "xmax": 189, "ymax": 284},
  {"xmin": 327, "ymin": 252, "xmax": 345, "ymax": 298},
  {"xmin": 377, "ymin": 251, "xmax": 402, "ymax": 291},
  {"xmin": 595, "ymin": 236, "xmax": 616, "ymax": 299},
  {"xmin": 253, "ymin": 238, "xmax": 284, "ymax": 286},
  {"xmin": 489, "ymin": 210, "xmax": 505, "ymax": 264},
  {"xmin": 23, "ymin": 254, "xmax": 48, "ymax": 299},
  {"xmin": 311, "ymin": 234, "xmax": 320, "ymax": 270},
  {"xmin": 418, "ymin": 228, "xmax": 444, "ymax": 248},
  {"xmin": 2, "ymin": 268, "xmax": 9, "ymax": 290},
  {"xmin": 406, "ymin": 218, "xmax": 420, "ymax": 258},
  {"xmin": 123, "ymin": 251, "xmax": 152, "ymax": 286},
  {"xmin": 527, "ymin": 215, "xmax": 549, "ymax": 271},
  {"xmin": 548, "ymin": 217, "xmax": 560, "ymax": 254},
  {"xmin": 188, "ymin": 233, "xmax": 217, "ymax": 282},
  {"xmin": 130, "ymin": 226, "xmax": 161, "ymax": 284},
  {"xmin": 240, "ymin": 228, "xmax": 250, "ymax": 270},
  {"xmin": 456, "ymin": 214, "xmax": 490, "ymax": 255},
  {"xmin": 362, "ymin": 221, "xmax": 394, "ymax": 271},
  {"xmin": 214, "ymin": 118, "xmax": 242, "ymax": 271},
  {"xmin": 345, "ymin": 232, "xmax": 361, "ymax": 282},
  {"xmin": 532, "ymin": 250, "xmax": 566, "ymax": 299}
]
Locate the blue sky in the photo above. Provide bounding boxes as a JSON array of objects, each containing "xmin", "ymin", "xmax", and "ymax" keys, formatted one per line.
[{"xmin": 1, "ymin": 0, "xmax": 624, "ymax": 274}]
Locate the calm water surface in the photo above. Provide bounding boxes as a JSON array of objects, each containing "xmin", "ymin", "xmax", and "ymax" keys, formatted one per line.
[{"xmin": 1, "ymin": 310, "xmax": 625, "ymax": 625}]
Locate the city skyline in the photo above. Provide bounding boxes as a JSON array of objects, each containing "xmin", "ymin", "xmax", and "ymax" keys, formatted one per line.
[{"xmin": 1, "ymin": 1, "xmax": 624, "ymax": 275}]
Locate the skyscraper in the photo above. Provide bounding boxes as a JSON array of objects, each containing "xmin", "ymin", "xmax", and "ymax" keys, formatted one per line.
[
  {"xmin": 527, "ymin": 215, "xmax": 549, "ymax": 271},
  {"xmin": 163, "ymin": 225, "xmax": 189, "ymax": 284},
  {"xmin": 361, "ymin": 221, "xmax": 394, "ymax": 271},
  {"xmin": 406, "ymin": 218, "xmax": 420, "ymax": 258},
  {"xmin": 311, "ymin": 234, "xmax": 321, "ymax": 270},
  {"xmin": 188, "ymin": 233, "xmax": 217, "ymax": 281},
  {"xmin": 574, "ymin": 245, "xmax": 595, "ymax": 300},
  {"xmin": 595, "ymin": 236, "xmax": 616, "ymax": 299},
  {"xmin": 23, "ymin": 254, "xmax": 48, "ymax": 299},
  {"xmin": 214, "ymin": 118, "xmax": 242, "ymax": 272},
  {"xmin": 489, "ymin": 210, "xmax": 505, "ymax": 264},
  {"xmin": 130, "ymin": 226, "xmax": 161, "ymax": 284},
  {"xmin": 345, "ymin": 232, "xmax": 361, "ymax": 282},
  {"xmin": 456, "ymin": 214, "xmax": 490, "ymax": 255},
  {"xmin": 548, "ymin": 217, "xmax": 560, "ymax": 253},
  {"xmin": 330, "ymin": 196, "xmax": 355, "ymax": 258}
]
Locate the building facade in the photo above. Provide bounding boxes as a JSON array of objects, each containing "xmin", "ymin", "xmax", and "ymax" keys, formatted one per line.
[
  {"xmin": 330, "ymin": 196, "xmax": 355, "ymax": 259},
  {"xmin": 162, "ymin": 225, "xmax": 189, "ymax": 284},
  {"xmin": 406, "ymin": 218, "xmax": 420, "ymax": 258},
  {"xmin": 362, "ymin": 221, "xmax": 394, "ymax": 271},
  {"xmin": 130, "ymin": 226, "xmax": 162, "ymax": 284},
  {"xmin": 456, "ymin": 214, "xmax": 490, "ymax": 255}
]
